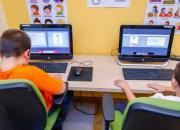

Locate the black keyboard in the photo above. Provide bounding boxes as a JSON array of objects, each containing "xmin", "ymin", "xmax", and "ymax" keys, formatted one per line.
[
  {"xmin": 29, "ymin": 62, "xmax": 68, "ymax": 73},
  {"xmin": 122, "ymin": 68, "xmax": 174, "ymax": 80}
]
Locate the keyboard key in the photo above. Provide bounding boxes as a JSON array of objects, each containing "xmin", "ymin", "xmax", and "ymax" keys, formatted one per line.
[
  {"xmin": 29, "ymin": 62, "xmax": 68, "ymax": 73},
  {"xmin": 122, "ymin": 68, "xmax": 173, "ymax": 80}
]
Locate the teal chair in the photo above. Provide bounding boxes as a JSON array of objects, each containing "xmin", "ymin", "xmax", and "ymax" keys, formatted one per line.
[
  {"xmin": 0, "ymin": 79, "xmax": 67, "ymax": 130},
  {"xmin": 102, "ymin": 94, "xmax": 180, "ymax": 130}
]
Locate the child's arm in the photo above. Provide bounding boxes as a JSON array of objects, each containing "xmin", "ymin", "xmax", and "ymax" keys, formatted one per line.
[
  {"xmin": 114, "ymin": 79, "xmax": 136, "ymax": 101},
  {"xmin": 147, "ymin": 83, "xmax": 175, "ymax": 93},
  {"xmin": 51, "ymin": 73, "xmax": 66, "ymax": 94}
]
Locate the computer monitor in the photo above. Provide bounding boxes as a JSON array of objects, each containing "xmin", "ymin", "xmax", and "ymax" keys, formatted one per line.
[
  {"xmin": 20, "ymin": 24, "xmax": 73, "ymax": 60},
  {"xmin": 118, "ymin": 25, "xmax": 175, "ymax": 63}
]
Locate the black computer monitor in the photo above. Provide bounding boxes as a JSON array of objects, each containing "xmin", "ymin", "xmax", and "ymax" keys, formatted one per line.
[
  {"xmin": 20, "ymin": 24, "xmax": 73, "ymax": 60},
  {"xmin": 118, "ymin": 25, "xmax": 175, "ymax": 62}
]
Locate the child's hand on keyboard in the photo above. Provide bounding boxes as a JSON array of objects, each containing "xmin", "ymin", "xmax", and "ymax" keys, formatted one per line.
[
  {"xmin": 147, "ymin": 83, "xmax": 175, "ymax": 93},
  {"xmin": 114, "ymin": 79, "xmax": 130, "ymax": 91},
  {"xmin": 114, "ymin": 79, "xmax": 136, "ymax": 101},
  {"xmin": 147, "ymin": 83, "xmax": 166, "ymax": 93},
  {"xmin": 51, "ymin": 74, "xmax": 62, "ymax": 79}
]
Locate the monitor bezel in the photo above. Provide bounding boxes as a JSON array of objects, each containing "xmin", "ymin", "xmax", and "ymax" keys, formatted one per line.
[
  {"xmin": 118, "ymin": 25, "xmax": 175, "ymax": 62},
  {"xmin": 20, "ymin": 24, "xmax": 73, "ymax": 60}
]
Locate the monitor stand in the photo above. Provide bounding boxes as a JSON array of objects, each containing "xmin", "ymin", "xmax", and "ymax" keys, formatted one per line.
[{"xmin": 118, "ymin": 60, "xmax": 169, "ymax": 67}]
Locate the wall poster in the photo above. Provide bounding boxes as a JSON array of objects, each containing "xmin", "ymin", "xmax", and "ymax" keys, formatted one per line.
[
  {"xmin": 144, "ymin": 0, "xmax": 180, "ymax": 34},
  {"xmin": 26, "ymin": 0, "xmax": 68, "ymax": 24},
  {"xmin": 88, "ymin": 0, "xmax": 131, "ymax": 8}
]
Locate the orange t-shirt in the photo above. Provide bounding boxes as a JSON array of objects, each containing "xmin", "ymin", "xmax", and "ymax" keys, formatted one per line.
[{"xmin": 0, "ymin": 65, "xmax": 63, "ymax": 111}]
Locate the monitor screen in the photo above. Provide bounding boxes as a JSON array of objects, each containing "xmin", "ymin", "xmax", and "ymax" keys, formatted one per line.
[
  {"xmin": 119, "ymin": 25, "xmax": 175, "ymax": 62},
  {"xmin": 20, "ymin": 24, "xmax": 73, "ymax": 60}
]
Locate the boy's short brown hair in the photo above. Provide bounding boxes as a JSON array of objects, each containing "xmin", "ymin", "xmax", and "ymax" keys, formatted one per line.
[
  {"xmin": 174, "ymin": 62, "xmax": 180, "ymax": 86},
  {"xmin": 0, "ymin": 29, "xmax": 31, "ymax": 58}
]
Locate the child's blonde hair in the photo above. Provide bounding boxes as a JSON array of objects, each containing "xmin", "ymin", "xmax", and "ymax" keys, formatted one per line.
[{"xmin": 56, "ymin": 4, "xmax": 63, "ymax": 10}]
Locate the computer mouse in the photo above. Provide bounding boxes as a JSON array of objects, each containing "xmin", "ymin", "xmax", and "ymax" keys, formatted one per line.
[{"xmin": 74, "ymin": 68, "xmax": 83, "ymax": 76}]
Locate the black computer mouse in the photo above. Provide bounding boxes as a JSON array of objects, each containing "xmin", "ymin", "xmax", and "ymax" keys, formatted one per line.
[{"xmin": 74, "ymin": 68, "xmax": 83, "ymax": 76}]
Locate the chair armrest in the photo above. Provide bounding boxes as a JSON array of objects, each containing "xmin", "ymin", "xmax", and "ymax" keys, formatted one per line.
[
  {"xmin": 102, "ymin": 94, "xmax": 115, "ymax": 122},
  {"xmin": 53, "ymin": 82, "xmax": 68, "ymax": 105}
]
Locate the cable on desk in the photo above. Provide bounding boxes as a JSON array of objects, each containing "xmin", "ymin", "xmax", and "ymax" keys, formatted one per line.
[
  {"xmin": 70, "ymin": 60, "xmax": 93, "ymax": 66},
  {"xmin": 74, "ymin": 91, "xmax": 99, "ymax": 115},
  {"xmin": 170, "ymin": 53, "xmax": 180, "ymax": 61},
  {"xmin": 111, "ymin": 48, "xmax": 119, "ymax": 56},
  {"xmin": 170, "ymin": 52, "xmax": 180, "ymax": 57}
]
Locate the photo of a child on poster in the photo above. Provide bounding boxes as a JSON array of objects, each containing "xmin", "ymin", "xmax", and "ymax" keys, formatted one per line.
[{"xmin": 145, "ymin": 0, "xmax": 180, "ymax": 34}]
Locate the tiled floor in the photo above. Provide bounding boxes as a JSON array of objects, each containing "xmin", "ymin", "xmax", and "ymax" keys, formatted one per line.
[{"xmin": 63, "ymin": 101, "xmax": 103, "ymax": 130}]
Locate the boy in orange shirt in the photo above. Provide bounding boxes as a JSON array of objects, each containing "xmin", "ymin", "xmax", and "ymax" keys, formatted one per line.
[{"xmin": 0, "ymin": 29, "xmax": 73, "ymax": 130}]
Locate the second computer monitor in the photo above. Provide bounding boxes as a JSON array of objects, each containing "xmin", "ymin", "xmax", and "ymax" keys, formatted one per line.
[{"xmin": 119, "ymin": 25, "xmax": 175, "ymax": 63}]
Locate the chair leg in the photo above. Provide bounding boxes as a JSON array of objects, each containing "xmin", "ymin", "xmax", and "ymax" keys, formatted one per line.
[{"xmin": 105, "ymin": 121, "xmax": 110, "ymax": 130}]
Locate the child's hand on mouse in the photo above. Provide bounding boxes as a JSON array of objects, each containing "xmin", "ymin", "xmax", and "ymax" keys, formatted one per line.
[
  {"xmin": 147, "ymin": 83, "xmax": 165, "ymax": 93},
  {"xmin": 114, "ymin": 79, "xmax": 130, "ymax": 91},
  {"xmin": 51, "ymin": 73, "xmax": 62, "ymax": 79}
]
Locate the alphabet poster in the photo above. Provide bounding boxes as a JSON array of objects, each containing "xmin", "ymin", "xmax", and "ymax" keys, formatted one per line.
[
  {"xmin": 26, "ymin": 0, "xmax": 68, "ymax": 24},
  {"xmin": 88, "ymin": 0, "xmax": 131, "ymax": 8},
  {"xmin": 144, "ymin": 0, "xmax": 180, "ymax": 34}
]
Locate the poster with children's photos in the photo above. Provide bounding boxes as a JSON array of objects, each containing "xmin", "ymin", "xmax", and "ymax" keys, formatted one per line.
[
  {"xmin": 26, "ymin": 0, "xmax": 68, "ymax": 24},
  {"xmin": 144, "ymin": 0, "xmax": 180, "ymax": 34}
]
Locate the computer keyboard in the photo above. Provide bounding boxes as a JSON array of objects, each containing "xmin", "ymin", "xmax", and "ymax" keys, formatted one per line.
[
  {"xmin": 29, "ymin": 62, "xmax": 68, "ymax": 73},
  {"xmin": 122, "ymin": 68, "xmax": 174, "ymax": 80}
]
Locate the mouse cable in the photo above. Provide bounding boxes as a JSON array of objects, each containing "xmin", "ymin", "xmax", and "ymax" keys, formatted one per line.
[
  {"xmin": 70, "ymin": 60, "xmax": 93, "ymax": 66},
  {"xmin": 74, "ymin": 91, "xmax": 99, "ymax": 115}
]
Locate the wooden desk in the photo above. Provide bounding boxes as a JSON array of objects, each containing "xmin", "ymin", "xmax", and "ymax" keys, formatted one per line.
[{"xmin": 55, "ymin": 55, "xmax": 178, "ymax": 94}]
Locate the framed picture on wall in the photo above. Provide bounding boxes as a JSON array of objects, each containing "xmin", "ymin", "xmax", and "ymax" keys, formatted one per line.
[{"xmin": 87, "ymin": 0, "xmax": 131, "ymax": 8}]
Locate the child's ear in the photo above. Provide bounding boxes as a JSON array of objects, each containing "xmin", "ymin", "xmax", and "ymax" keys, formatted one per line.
[
  {"xmin": 23, "ymin": 49, "xmax": 30, "ymax": 61},
  {"xmin": 22, "ymin": 49, "xmax": 30, "ymax": 65},
  {"xmin": 172, "ymin": 78, "xmax": 179, "ymax": 89},
  {"xmin": 24, "ymin": 49, "xmax": 30, "ymax": 57}
]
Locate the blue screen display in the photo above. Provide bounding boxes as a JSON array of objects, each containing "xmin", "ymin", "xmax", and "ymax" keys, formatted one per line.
[
  {"xmin": 121, "ymin": 28, "xmax": 172, "ymax": 56},
  {"xmin": 23, "ymin": 27, "xmax": 71, "ymax": 54}
]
